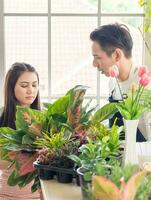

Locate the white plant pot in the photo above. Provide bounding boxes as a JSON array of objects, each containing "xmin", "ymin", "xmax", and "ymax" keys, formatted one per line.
[{"xmin": 123, "ymin": 119, "xmax": 139, "ymax": 165}]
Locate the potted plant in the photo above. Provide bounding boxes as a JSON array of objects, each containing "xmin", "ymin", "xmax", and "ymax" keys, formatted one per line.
[
  {"xmin": 69, "ymin": 120, "xmax": 123, "ymax": 200},
  {"xmin": 34, "ymin": 128, "xmax": 79, "ymax": 183},
  {"xmin": 91, "ymin": 163, "xmax": 151, "ymax": 200},
  {"xmin": 0, "ymin": 106, "xmax": 46, "ymax": 192},
  {"xmin": 109, "ymin": 65, "xmax": 151, "ymax": 165}
]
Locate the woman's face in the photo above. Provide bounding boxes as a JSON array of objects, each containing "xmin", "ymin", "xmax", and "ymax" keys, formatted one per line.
[{"xmin": 14, "ymin": 72, "xmax": 39, "ymax": 107}]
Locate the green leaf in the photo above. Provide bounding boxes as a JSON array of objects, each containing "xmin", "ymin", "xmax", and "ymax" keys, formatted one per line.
[
  {"xmin": 68, "ymin": 154, "xmax": 82, "ymax": 166},
  {"xmin": 51, "ymin": 113, "xmax": 67, "ymax": 123},
  {"xmin": 92, "ymin": 103, "xmax": 117, "ymax": 122},
  {"xmin": 102, "ymin": 136, "xmax": 110, "ymax": 143},
  {"xmin": 22, "ymin": 134, "xmax": 34, "ymax": 145},
  {"xmin": 48, "ymin": 96, "xmax": 69, "ymax": 116},
  {"xmin": 3, "ymin": 143, "xmax": 33, "ymax": 151},
  {"xmin": 31, "ymin": 175, "xmax": 40, "ymax": 192},
  {"xmin": 42, "ymin": 102, "xmax": 52, "ymax": 109},
  {"xmin": 18, "ymin": 171, "xmax": 37, "ymax": 188},
  {"xmin": 0, "ymin": 148, "xmax": 9, "ymax": 160},
  {"xmin": 0, "ymin": 127, "xmax": 22, "ymax": 143},
  {"xmin": 116, "ymin": 105, "xmax": 131, "ymax": 119},
  {"xmin": 7, "ymin": 170, "xmax": 19, "ymax": 186},
  {"xmin": 84, "ymin": 171, "xmax": 92, "ymax": 181}
]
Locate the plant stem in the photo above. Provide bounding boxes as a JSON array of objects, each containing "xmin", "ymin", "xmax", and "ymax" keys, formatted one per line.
[
  {"xmin": 135, "ymin": 86, "xmax": 144, "ymax": 110},
  {"xmin": 116, "ymin": 78, "xmax": 123, "ymax": 101},
  {"xmin": 133, "ymin": 85, "xmax": 141, "ymax": 105},
  {"xmin": 132, "ymin": 90, "xmax": 134, "ymax": 105}
]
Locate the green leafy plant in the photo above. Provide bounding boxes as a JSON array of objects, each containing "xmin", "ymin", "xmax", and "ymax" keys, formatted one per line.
[
  {"xmin": 69, "ymin": 121, "xmax": 122, "ymax": 181},
  {"xmin": 0, "ymin": 85, "xmax": 118, "ymax": 192},
  {"xmin": 91, "ymin": 103, "xmax": 117, "ymax": 122},
  {"xmin": 89, "ymin": 121, "xmax": 122, "ymax": 158},
  {"xmin": 35, "ymin": 128, "xmax": 80, "ymax": 168}
]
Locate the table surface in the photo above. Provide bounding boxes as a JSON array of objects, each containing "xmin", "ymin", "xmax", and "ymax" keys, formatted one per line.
[
  {"xmin": 41, "ymin": 142, "xmax": 151, "ymax": 200},
  {"xmin": 40, "ymin": 179, "xmax": 82, "ymax": 200}
]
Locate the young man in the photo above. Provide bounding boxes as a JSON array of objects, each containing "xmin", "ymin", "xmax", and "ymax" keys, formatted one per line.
[{"xmin": 90, "ymin": 23, "xmax": 150, "ymax": 141}]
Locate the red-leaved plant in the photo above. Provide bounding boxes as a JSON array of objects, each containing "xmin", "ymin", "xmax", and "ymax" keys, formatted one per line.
[{"xmin": 92, "ymin": 170, "xmax": 148, "ymax": 200}]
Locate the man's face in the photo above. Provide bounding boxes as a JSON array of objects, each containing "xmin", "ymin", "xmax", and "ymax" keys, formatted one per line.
[{"xmin": 92, "ymin": 41, "xmax": 115, "ymax": 77}]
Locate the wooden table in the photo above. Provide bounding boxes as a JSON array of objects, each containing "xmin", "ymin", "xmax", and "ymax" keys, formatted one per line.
[{"xmin": 40, "ymin": 179, "xmax": 82, "ymax": 200}]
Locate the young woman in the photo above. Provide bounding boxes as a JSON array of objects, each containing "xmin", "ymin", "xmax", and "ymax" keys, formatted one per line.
[{"xmin": 0, "ymin": 62, "xmax": 41, "ymax": 200}]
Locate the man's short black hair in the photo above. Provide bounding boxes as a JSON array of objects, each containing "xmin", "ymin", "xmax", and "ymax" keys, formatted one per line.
[{"xmin": 90, "ymin": 23, "xmax": 133, "ymax": 58}]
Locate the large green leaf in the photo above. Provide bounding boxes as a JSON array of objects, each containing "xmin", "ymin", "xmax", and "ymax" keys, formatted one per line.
[
  {"xmin": 31, "ymin": 175, "xmax": 40, "ymax": 192},
  {"xmin": 18, "ymin": 171, "xmax": 37, "ymax": 188},
  {"xmin": 3, "ymin": 143, "xmax": 34, "ymax": 151},
  {"xmin": 0, "ymin": 127, "xmax": 22, "ymax": 143},
  {"xmin": 92, "ymin": 103, "xmax": 117, "ymax": 122},
  {"xmin": 116, "ymin": 105, "xmax": 131, "ymax": 120},
  {"xmin": 47, "ymin": 95, "xmax": 69, "ymax": 116},
  {"xmin": 42, "ymin": 102, "xmax": 52, "ymax": 109},
  {"xmin": 7, "ymin": 170, "xmax": 19, "ymax": 186},
  {"xmin": 22, "ymin": 134, "xmax": 35, "ymax": 145}
]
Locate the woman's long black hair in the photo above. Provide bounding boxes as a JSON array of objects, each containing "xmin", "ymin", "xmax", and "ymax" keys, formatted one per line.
[{"xmin": 0, "ymin": 62, "xmax": 41, "ymax": 129}]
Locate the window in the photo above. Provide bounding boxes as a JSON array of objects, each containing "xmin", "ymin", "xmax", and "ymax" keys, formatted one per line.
[{"xmin": 0, "ymin": 0, "xmax": 144, "ymax": 107}]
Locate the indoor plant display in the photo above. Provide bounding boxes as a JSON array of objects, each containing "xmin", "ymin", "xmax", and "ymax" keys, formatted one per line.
[
  {"xmin": 34, "ymin": 85, "xmax": 118, "ymax": 183},
  {"xmin": 0, "ymin": 85, "xmax": 91, "ymax": 188},
  {"xmin": 33, "ymin": 85, "xmax": 95, "ymax": 183},
  {"xmin": 0, "ymin": 85, "xmax": 117, "ymax": 191}
]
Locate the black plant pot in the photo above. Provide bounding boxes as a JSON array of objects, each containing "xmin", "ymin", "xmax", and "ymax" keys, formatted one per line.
[
  {"xmin": 33, "ymin": 161, "xmax": 77, "ymax": 183},
  {"xmin": 38, "ymin": 168, "xmax": 55, "ymax": 180},
  {"xmin": 77, "ymin": 167, "xmax": 91, "ymax": 200},
  {"xmin": 33, "ymin": 161, "xmax": 55, "ymax": 180},
  {"xmin": 57, "ymin": 172, "xmax": 73, "ymax": 183}
]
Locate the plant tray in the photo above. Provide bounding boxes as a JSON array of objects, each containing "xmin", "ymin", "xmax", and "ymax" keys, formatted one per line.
[{"xmin": 33, "ymin": 161, "xmax": 79, "ymax": 184}]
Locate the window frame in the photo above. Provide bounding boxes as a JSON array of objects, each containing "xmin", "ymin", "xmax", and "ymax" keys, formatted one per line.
[{"xmin": 0, "ymin": 0, "xmax": 145, "ymax": 107}]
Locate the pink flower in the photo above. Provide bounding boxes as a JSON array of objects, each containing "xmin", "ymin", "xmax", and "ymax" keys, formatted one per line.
[
  {"xmin": 139, "ymin": 73, "xmax": 150, "ymax": 87},
  {"xmin": 109, "ymin": 65, "xmax": 119, "ymax": 78},
  {"xmin": 148, "ymin": 72, "xmax": 151, "ymax": 77},
  {"xmin": 138, "ymin": 66, "xmax": 148, "ymax": 77}
]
